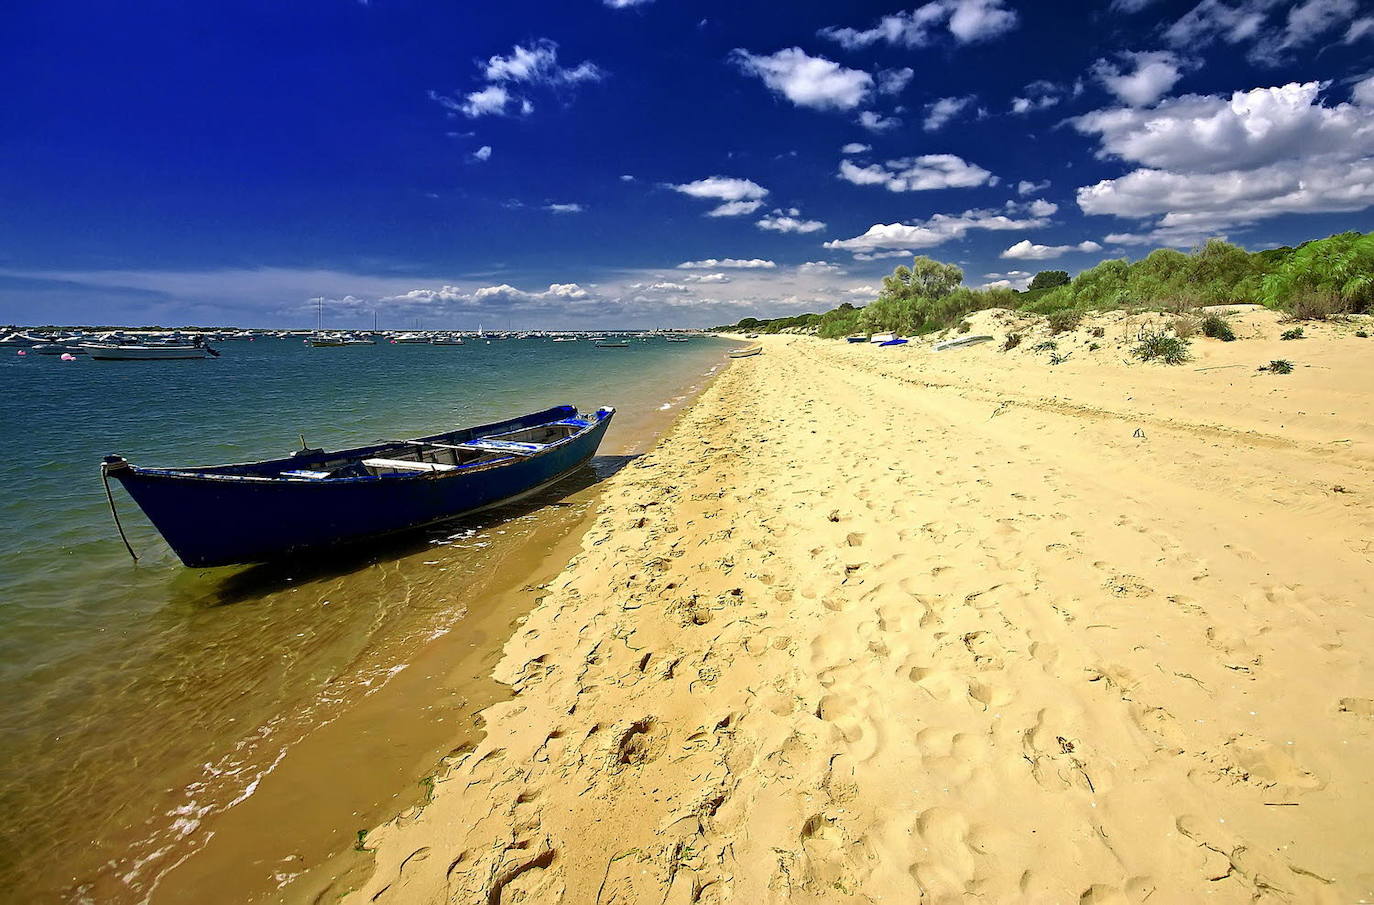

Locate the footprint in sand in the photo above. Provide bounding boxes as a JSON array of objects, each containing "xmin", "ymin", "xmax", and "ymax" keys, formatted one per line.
[
  {"xmin": 1220, "ymin": 735, "xmax": 1323, "ymax": 792},
  {"xmin": 908, "ymin": 807, "xmax": 978, "ymax": 902}
]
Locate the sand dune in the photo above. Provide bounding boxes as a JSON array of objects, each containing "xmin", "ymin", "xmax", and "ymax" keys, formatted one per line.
[{"xmin": 342, "ymin": 309, "xmax": 1374, "ymax": 905}]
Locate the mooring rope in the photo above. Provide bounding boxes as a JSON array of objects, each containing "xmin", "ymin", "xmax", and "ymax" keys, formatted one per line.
[{"xmin": 101, "ymin": 464, "xmax": 139, "ymax": 562}]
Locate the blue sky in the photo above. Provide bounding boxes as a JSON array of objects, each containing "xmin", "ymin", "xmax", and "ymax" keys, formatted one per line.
[{"xmin": 2, "ymin": 0, "xmax": 1372, "ymax": 328}]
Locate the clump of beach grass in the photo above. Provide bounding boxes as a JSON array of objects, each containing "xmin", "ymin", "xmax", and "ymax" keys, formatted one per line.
[
  {"xmin": 1001, "ymin": 332, "xmax": 1023, "ymax": 351},
  {"xmin": 1280, "ymin": 326, "xmax": 1304, "ymax": 340},
  {"xmin": 1170, "ymin": 316, "xmax": 1199, "ymax": 339},
  {"xmin": 1132, "ymin": 327, "xmax": 1190, "ymax": 365},
  {"xmin": 1031, "ymin": 340, "xmax": 1058, "ymax": 353},
  {"xmin": 1046, "ymin": 309, "xmax": 1083, "ymax": 334},
  {"xmin": 1288, "ymin": 289, "xmax": 1349, "ymax": 321},
  {"xmin": 1261, "ymin": 359, "xmax": 1294, "ymax": 374},
  {"xmin": 1200, "ymin": 312, "xmax": 1236, "ymax": 341}
]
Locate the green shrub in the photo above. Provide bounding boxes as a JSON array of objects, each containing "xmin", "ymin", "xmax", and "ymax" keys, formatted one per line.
[
  {"xmin": 1030, "ymin": 340, "xmax": 1058, "ymax": 353},
  {"xmin": 1132, "ymin": 328, "xmax": 1190, "ymax": 365},
  {"xmin": 1263, "ymin": 359, "xmax": 1294, "ymax": 374},
  {"xmin": 1357, "ymin": 330, "xmax": 1370, "ymax": 338},
  {"xmin": 1200, "ymin": 313, "xmax": 1236, "ymax": 341},
  {"xmin": 1046, "ymin": 309, "xmax": 1083, "ymax": 334},
  {"xmin": 1259, "ymin": 231, "xmax": 1374, "ymax": 314},
  {"xmin": 1280, "ymin": 327, "xmax": 1304, "ymax": 340},
  {"xmin": 956, "ymin": 320, "xmax": 971, "ymax": 334}
]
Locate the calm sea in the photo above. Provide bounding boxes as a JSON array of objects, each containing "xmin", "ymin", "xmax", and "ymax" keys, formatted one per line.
[{"xmin": 0, "ymin": 334, "xmax": 728, "ymax": 903}]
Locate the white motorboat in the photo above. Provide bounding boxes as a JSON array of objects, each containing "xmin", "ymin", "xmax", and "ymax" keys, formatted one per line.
[{"xmin": 82, "ymin": 342, "xmax": 219, "ymax": 360}]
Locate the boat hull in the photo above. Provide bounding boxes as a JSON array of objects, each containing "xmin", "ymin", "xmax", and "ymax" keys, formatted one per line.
[
  {"xmin": 107, "ymin": 407, "xmax": 613, "ymax": 567},
  {"xmin": 83, "ymin": 344, "xmax": 215, "ymax": 360}
]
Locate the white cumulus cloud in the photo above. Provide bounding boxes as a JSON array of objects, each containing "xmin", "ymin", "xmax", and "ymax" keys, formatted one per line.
[
  {"xmin": 670, "ymin": 176, "xmax": 769, "ymax": 202},
  {"xmin": 432, "ymin": 39, "xmax": 602, "ymax": 119},
  {"xmin": 1073, "ymin": 81, "xmax": 1374, "ymax": 239},
  {"xmin": 923, "ymin": 95, "xmax": 976, "ymax": 131},
  {"xmin": 838, "ymin": 154, "xmax": 994, "ymax": 192},
  {"xmin": 731, "ymin": 47, "xmax": 873, "ymax": 111},
  {"xmin": 757, "ymin": 209, "xmax": 827, "ymax": 233},
  {"xmin": 857, "ymin": 110, "xmax": 902, "ymax": 132},
  {"xmin": 677, "ymin": 258, "xmax": 777, "ymax": 269},
  {"xmin": 1092, "ymin": 51, "xmax": 1185, "ymax": 106},
  {"xmin": 1001, "ymin": 239, "xmax": 1104, "ymax": 259},
  {"xmin": 819, "ymin": 0, "xmax": 1018, "ymax": 49},
  {"xmin": 823, "ymin": 202, "xmax": 1051, "ymax": 254}
]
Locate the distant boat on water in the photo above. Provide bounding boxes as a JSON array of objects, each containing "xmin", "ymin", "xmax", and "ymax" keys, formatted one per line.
[
  {"xmin": 430, "ymin": 333, "xmax": 465, "ymax": 345},
  {"xmin": 101, "ymin": 404, "xmax": 615, "ymax": 567},
  {"xmin": 81, "ymin": 340, "xmax": 219, "ymax": 360},
  {"xmin": 594, "ymin": 339, "xmax": 631, "ymax": 348}
]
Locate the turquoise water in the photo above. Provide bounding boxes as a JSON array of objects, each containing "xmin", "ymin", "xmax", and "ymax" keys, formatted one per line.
[{"xmin": 0, "ymin": 335, "xmax": 727, "ymax": 902}]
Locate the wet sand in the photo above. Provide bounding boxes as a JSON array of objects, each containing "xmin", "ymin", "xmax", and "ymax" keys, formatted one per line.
[
  {"xmin": 2, "ymin": 341, "xmax": 733, "ymax": 905},
  {"xmin": 345, "ymin": 308, "xmax": 1374, "ymax": 904}
]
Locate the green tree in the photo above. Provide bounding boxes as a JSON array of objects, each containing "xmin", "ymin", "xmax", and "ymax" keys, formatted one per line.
[
  {"xmin": 1028, "ymin": 270, "xmax": 1069, "ymax": 291},
  {"xmin": 881, "ymin": 256, "xmax": 964, "ymax": 301}
]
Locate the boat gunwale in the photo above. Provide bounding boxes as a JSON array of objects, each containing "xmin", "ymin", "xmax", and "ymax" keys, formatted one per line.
[{"xmin": 115, "ymin": 406, "xmax": 612, "ymax": 486}]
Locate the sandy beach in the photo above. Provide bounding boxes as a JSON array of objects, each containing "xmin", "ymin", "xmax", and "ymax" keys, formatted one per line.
[{"xmin": 344, "ymin": 308, "xmax": 1374, "ymax": 905}]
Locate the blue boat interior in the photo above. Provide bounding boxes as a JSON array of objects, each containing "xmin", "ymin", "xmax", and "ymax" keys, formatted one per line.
[{"xmin": 136, "ymin": 406, "xmax": 601, "ymax": 482}]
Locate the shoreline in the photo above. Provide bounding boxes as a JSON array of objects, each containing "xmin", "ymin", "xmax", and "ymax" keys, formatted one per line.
[
  {"xmin": 344, "ymin": 309, "xmax": 1373, "ymax": 904},
  {"xmin": 132, "ymin": 342, "xmax": 738, "ymax": 905}
]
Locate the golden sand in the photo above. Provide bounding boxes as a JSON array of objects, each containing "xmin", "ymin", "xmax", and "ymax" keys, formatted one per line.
[{"xmin": 344, "ymin": 308, "xmax": 1374, "ymax": 905}]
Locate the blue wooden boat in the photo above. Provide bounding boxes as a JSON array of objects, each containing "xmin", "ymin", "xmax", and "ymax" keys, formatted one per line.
[
  {"xmin": 845, "ymin": 335, "xmax": 868, "ymax": 343},
  {"xmin": 101, "ymin": 405, "xmax": 614, "ymax": 567},
  {"xmin": 878, "ymin": 338, "xmax": 909, "ymax": 347}
]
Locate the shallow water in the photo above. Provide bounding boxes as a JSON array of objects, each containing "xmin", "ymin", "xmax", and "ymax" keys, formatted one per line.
[{"xmin": 0, "ymin": 335, "xmax": 727, "ymax": 902}]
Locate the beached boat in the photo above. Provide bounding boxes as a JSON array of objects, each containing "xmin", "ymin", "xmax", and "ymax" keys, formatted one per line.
[
  {"xmin": 82, "ymin": 342, "xmax": 219, "ymax": 360},
  {"xmin": 728, "ymin": 346, "xmax": 762, "ymax": 358},
  {"xmin": 846, "ymin": 335, "xmax": 868, "ymax": 343},
  {"xmin": 932, "ymin": 334, "xmax": 994, "ymax": 351},
  {"xmin": 101, "ymin": 405, "xmax": 615, "ymax": 567},
  {"xmin": 878, "ymin": 338, "xmax": 909, "ymax": 347}
]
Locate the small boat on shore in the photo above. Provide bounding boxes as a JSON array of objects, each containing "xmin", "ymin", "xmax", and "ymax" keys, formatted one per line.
[
  {"xmin": 846, "ymin": 335, "xmax": 868, "ymax": 343},
  {"xmin": 728, "ymin": 346, "xmax": 762, "ymax": 359},
  {"xmin": 879, "ymin": 338, "xmax": 909, "ymax": 347},
  {"xmin": 81, "ymin": 341, "xmax": 219, "ymax": 360},
  {"xmin": 932, "ymin": 334, "xmax": 994, "ymax": 351},
  {"xmin": 101, "ymin": 405, "xmax": 615, "ymax": 567}
]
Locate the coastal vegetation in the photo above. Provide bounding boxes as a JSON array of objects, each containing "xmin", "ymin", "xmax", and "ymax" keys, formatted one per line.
[{"xmin": 719, "ymin": 230, "xmax": 1374, "ymax": 337}]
